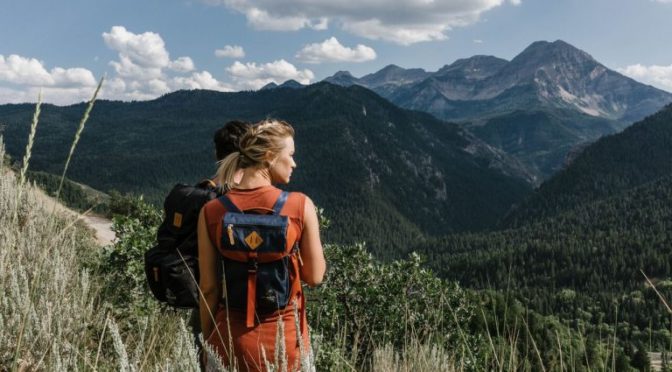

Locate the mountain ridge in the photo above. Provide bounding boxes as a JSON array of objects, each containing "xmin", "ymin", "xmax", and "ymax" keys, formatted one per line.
[{"xmin": 0, "ymin": 82, "xmax": 532, "ymax": 255}]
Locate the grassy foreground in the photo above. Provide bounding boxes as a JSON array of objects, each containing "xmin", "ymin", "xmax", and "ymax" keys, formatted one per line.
[
  {"xmin": 0, "ymin": 135, "xmax": 469, "ymax": 371},
  {"xmin": 0, "ymin": 138, "xmax": 199, "ymax": 370}
]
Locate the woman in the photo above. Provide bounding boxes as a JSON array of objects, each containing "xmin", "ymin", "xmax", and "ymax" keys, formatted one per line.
[{"xmin": 198, "ymin": 119, "xmax": 326, "ymax": 371}]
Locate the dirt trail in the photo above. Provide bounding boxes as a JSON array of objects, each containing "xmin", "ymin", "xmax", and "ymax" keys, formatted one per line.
[
  {"xmin": 82, "ymin": 215, "xmax": 115, "ymax": 246},
  {"xmin": 32, "ymin": 184, "xmax": 116, "ymax": 246}
]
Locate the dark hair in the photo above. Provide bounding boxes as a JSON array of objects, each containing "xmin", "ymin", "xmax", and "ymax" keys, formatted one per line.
[{"xmin": 213, "ymin": 120, "xmax": 251, "ymax": 161}]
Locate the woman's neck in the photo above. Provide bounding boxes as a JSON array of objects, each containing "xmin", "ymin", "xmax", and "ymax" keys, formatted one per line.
[{"xmin": 235, "ymin": 168, "xmax": 272, "ymax": 190}]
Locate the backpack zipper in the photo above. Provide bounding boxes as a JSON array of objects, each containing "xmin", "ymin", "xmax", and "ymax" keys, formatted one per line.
[{"xmin": 227, "ymin": 224, "xmax": 235, "ymax": 245}]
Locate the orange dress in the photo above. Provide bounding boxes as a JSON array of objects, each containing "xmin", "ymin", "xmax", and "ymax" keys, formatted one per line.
[{"xmin": 202, "ymin": 186, "xmax": 309, "ymax": 372}]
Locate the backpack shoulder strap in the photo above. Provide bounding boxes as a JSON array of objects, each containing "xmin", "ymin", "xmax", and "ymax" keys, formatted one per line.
[
  {"xmin": 217, "ymin": 195, "xmax": 242, "ymax": 213},
  {"xmin": 272, "ymin": 191, "xmax": 289, "ymax": 215}
]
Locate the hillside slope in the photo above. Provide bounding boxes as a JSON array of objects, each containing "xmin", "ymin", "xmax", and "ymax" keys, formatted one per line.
[
  {"xmin": 505, "ymin": 103, "xmax": 672, "ymax": 226},
  {"xmin": 0, "ymin": 83, "xmax": 531, "ymax": 255}
]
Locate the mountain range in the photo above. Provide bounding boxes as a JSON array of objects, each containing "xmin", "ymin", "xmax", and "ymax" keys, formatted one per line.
[
  {"xmin": 0, "ymin": 83, "xmax": 531, "ymax": 255},
  {"xmin": 324, "ymin": 40, "xmax": 672, "ymax": 182}
]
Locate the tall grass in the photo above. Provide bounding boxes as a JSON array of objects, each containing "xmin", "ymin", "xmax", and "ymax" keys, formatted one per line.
[{"xmin": 0, "ymin": 101, "xmax": 198, "ymax": 370}]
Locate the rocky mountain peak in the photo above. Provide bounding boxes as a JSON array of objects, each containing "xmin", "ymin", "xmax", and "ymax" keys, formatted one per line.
[
  {"xmin": 512, "ymin": 40, "xmax": 597, "ymax": 68},
  {"xmin": 435, "ymin": 55, "xmax": 508, "ymax": 80},
  {"xmin": 360, "ymin": 64, "xmax": 430, "ymax": 87},
  {"xmin": 323, "ymin": 70, "xmax": 360, "ymax": 86}
]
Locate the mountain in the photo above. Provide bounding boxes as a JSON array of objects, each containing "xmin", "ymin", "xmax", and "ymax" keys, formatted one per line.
[
  {"xmin": 260, "ymin": 79, "xmax": 304, "ymax": 90},
  {"xmin": 324, "ymin": 41, "xmax": 672, "ymax": 182},
  {"xmin": 260, "ymin": 82, "xmax": 278, "ymax": 90},
  {"xmin": 504, "ymin": 103, "xmax": 672, "ymax": 226},
  {"xmin": 323, "ymin": 71, "xmax": 360, "ymax": 87},
  {"xmin": 415, "ymin": 104, "xmax": 672, "ymax": 346},
  {"xmin": 392, "ymin": 41, "xmax": 672, "ymax": 180},
  {"xmin": 388, "ymin": 40, "xmax": 671, "ymax": 122},
  {"xmin": 323, "ymin": 65, "xmax": 430, "ymax": 96},
  {"xmin": 0, "ymin": 83, "xmax": 532, "ymax": 256}
]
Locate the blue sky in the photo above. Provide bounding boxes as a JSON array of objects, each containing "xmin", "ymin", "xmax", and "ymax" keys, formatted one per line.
[{"xmin": 1, "ymin": 0, "xmax": 671, "ymax": 104}]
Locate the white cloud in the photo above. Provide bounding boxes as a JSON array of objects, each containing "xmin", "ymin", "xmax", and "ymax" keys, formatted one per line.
[
  {"xmin": 172, "ymin": 71, "xmax": 234, "ymax": 91},
  {"xmin": 473, "ymin": 39, "xmax": 484, "ymax": 44},
  {"xmin": 215, "ymin": 45, "xmax": 246, "ymax": 58},
  {"xmin": 103, "ymin": 26, "xmax": 197, "ymax": 78},
  {"xmin": 618, "ymin": 64, "xmax": 672, "ymax": 93},
  {"xmin": 207, "ymin": 0, "xmax": 516, "ymax": 44},
  {"xmin": 103, "ymin": 26, "xmax": 170, "ymax": 69},
  {"xmin": 653, "ymin": 0, "xmax": 672, "ymax": 3},
  {"xmin": 170, "ymin": 57, "xmax": 195, "ymax": 72},
  {"xmin": 226, "ymin": 59, "xmax": 314, "ymax": 90},
  {"xmin": 99, "ymin": 26, "xmax": 232, "ymax": 101},
  {"xmin": 296, "ymin": 37, "xmax": 376, "ymax": 64},
  {"xmin": 0, "ymin": 54, "xmax": 96, "ymax": 87}
]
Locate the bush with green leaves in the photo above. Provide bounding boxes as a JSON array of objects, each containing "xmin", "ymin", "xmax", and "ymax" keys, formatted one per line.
[
  {"xmin": 99, "ymin": 192, "xmax": 162, "ymax": 315},
  {"xmin": 308, "ymin": 243, "xmax": 477, "ymax": 370}
]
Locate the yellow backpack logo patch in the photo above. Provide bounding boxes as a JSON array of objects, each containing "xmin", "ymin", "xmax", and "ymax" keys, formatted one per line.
[{"xmin": 245, "ymin": 231, "xmax": 264, "ymax": 250}]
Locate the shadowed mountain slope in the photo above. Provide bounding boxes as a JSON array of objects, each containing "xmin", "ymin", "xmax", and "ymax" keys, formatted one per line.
[{"xmin": 0, "ymin": 83, "xmax": 531, "ymax": 255}]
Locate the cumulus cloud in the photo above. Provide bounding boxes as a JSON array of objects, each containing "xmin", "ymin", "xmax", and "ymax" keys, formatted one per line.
[
  {"xmin": 215, "ymin": 45, "xmax": 246, "ymax": 58},
  {"xmin": 0, "ymin": 54, "xmax": 98, "ymax": 104},
  {"xmin": 172, "ymin": 71, "xmax": 233, "ymax": 91},
  {"xmin": 206, "ymin": 0, "xmax": 517, "ymax": 44},
  {"xmin": 99, "ymin": 26, "xmax": 232, "ymax": 102},
  {"xmin": 296, "ymin": 37, "xmax": 376, "ymax": 64},
  {"xmin": 618, "ymin": 64, "xmax": 672, "ymax": 93},
  {"xmin": 226, "ymin": 59, "xmax": 314, "ymax": 90},
  {"xmin": 0, "ymin": 54, "xmax": 96, "ymax": 87},
  {"xmin": 169, "ymin": 57, "xmax": 195, "ymax": 72},
  {"xmin": 103, "ymin": 26, "xmax": 170, "ymax": 69}
]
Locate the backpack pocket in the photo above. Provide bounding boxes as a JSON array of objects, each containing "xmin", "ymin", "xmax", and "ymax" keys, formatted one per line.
[
  {"xmin": 144, "ymin": 245, "xmax": 200, "ymax": 309},
  {"xmin": 221, "ymin": 256, "xmax": 291, "ymax": 312}
]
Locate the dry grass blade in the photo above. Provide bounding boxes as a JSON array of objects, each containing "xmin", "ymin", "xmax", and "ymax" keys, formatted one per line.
[
  {"xmin": 14, "ymin": 91, "xmax": 42, "ymax": 223},
  {"xmin": 521, "ymin": 315, "xmax": 546, "ymax": 372},
  {"xmin": 18, "ymin": 90, "xmax": 42, "ymax": 188},
  {"xmin": 641, "ymin": 269, "xmax": 672, "ymax": 315},
  {"xmin": 56, "ymin": 76, "xmax": 104, "ymax": 202}
]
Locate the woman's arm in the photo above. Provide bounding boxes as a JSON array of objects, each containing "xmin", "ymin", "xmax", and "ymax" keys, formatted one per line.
[
  {"xmin": 299, "ymin": 196, "xmax": 326, "ymax": 287},
  {"xmin": 198, "ymin": 208, "xmax": 220, "ymax": 340}
]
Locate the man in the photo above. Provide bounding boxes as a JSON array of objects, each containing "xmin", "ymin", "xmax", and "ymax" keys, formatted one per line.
[{"xmin": 188, "ymin": 120, "xmax": 252, "ymax": 354}]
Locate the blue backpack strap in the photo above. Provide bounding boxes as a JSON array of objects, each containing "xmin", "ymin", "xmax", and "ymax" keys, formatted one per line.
[
  {"xmin": 272, "ymin": 191, "xmax": 289, "ymax": 215},
  {"xmin": 218, "ymin": 195, "xmax": 242, "ymax": 213}
]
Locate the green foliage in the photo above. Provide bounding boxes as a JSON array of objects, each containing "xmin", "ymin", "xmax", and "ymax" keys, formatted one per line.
[
  {"xmin": 308, "ymin": 243, "xmax": 476, "ymax": 369},
  {"xmin": 99, "ymin": 192, "xmax": 162, "ymax": 315},
  {"xmin": 417, "ymin": 176, "xmax": 672, "ymax": 347},
  {"xmin": 415, "ymin": 105, "xmax": 672, "ymax": 352}
]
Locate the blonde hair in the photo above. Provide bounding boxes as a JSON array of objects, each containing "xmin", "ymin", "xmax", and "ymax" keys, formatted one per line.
[{"xmin": 216, "ymin": 119, "xmax": 295, "ymax": 188}]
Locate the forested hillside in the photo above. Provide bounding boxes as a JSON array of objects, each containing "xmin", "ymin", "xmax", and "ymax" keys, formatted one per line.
[
  {"xmin": 418, "ymin": 104, "xmax": 672, "ymax": 348},
  {"xmin": 505, "ymin": 103, "xmax": 672, "ymax": 226},
  {"xmin": 0, "ymin": 83, "xmax": 531, "ymax": 255}
]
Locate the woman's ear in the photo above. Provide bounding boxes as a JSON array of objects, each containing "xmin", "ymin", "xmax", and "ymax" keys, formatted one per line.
[{"xmin": 265, "ymin": 150, "xmax": 276, "ymax": 167}]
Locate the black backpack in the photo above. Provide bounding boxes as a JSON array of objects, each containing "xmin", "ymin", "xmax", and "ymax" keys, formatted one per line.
[{"xmin": 144, "ymin": 179, "xmax": 222, "ymax": 308}]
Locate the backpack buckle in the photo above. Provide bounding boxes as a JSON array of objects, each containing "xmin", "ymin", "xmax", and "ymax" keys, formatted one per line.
[{"xmin": 247, "ymin": 257, "xmax": 258, "ymax": 273}]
